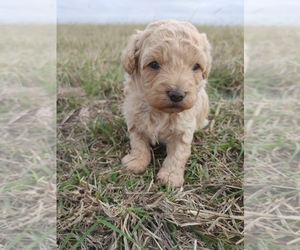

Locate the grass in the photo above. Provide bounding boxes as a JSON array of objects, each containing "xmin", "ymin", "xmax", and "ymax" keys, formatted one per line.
[
  {"xmin": 0, "ymin": 25, "xmax": 56, "ymax": 249},
  {"xmin": 1, "ymin": 22, "xmax": 298, "ymax": 249},
  {"xmin": 244, "ymin": 26, "xmax": 300, "ymax": 249},
  {"xmin": 57, "ymin": 24, "xmax": 244, "ymax": 249}
]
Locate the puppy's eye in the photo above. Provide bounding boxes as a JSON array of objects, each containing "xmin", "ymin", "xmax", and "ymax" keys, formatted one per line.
[
  {"xmin": 192, "ymin": 63, "xmax": 201, "ymax": 71},
  {"xmin": 148, "ymin": 61, "xmax": 160, "ymax": 70}
]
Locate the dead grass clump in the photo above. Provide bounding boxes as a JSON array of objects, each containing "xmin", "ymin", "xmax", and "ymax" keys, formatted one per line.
[{"xmin": 57, "ymin": 173, "xmax": 243, "ymax": 249}]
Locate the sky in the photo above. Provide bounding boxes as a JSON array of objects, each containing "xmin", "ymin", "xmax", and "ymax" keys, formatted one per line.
[
  {"xmin": 57, "ymin": 0, "xmax": 243, "ymax": 25},
  {"xmin": 0, "ymin": 0, "xmax": 299, "ymax": 25}
]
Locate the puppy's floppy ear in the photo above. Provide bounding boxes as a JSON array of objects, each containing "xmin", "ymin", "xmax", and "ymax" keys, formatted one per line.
[
  {"xmin": 199, "ymin": 33, "xmax": 212, "ymax": 79},
  {"xmin": 121, "ymin": 31, "xmax": 141, "ymax": 75}
]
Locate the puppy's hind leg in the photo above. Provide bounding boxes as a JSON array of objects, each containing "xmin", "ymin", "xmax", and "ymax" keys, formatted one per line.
[{"xmin": 122, "ymin": 128, "xmax": 151, "ymax": 174}]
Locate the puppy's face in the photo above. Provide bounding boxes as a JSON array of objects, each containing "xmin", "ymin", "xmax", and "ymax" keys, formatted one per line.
[{"xmin": 122, "ymin": 20, "xmax": 212, "ymax": 113}]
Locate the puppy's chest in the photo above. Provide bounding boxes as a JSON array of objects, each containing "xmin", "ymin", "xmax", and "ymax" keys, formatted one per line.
[
  {"xmin": 147, "ymin": 118, "xmax": 175, "ymax": 145},
  {"xmin": 138, "ymin": 113, "xmax": 188, "ymax": 145}
]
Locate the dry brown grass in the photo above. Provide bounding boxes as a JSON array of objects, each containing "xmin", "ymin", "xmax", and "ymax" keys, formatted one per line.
[
  {"xmin": 0, "ymin": 25, "xmax": 56, "ymax": 249},
  {"xmin": 245, "ymin": 26, "xmax": 300, "ymax": 249}
]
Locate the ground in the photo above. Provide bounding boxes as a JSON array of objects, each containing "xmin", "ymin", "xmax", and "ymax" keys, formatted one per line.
[
  {"xmin": 244, "ymin": 26, "xmax": 300, "ymax": 249},
  {"xmin": 57, "ymin": 24, "xmax": 244, "ymax": 249},
  {"xmin": 0, "ymin": 25, "xmax": 56, "ymax": 249},
  {"xmin": 1, "ymin": 23, "xmax": 299, "ymax": 250}
]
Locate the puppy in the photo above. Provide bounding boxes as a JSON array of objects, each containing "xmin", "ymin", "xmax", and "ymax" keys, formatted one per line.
[{"xmin": 121, "ymin": 20, "xmax": 212, "ymax": 187}]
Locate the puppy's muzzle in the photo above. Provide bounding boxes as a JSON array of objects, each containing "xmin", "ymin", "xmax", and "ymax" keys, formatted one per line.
[{"xmin": 167, "ymin": 90, "xmax": 185, "ymax": 103}]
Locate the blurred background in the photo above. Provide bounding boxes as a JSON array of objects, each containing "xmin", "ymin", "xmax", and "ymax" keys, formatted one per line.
[{"xmin": 0, "ymin": 0, "xmax": 298, "ymax": 25}]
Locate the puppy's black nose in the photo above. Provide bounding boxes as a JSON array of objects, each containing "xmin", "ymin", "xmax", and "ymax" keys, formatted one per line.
[{"xmin": 167, "ymin": 90, "xmax": 185, "ymax": 103}]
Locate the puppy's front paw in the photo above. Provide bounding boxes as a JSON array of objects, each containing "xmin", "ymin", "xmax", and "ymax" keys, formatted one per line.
[
  {"xmin": 122, "ymin": 154, "xmax": 148, "ymax": 174},
  {"xmin": 156, "ymin": 168, "xmax": 184, "ymax": 187}
]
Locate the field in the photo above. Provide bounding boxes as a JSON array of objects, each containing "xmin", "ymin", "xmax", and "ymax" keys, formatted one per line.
[
  {"xmin": 0, "ymin": 25, "xmax": 56, "ymax": 249},
  {"xmin": 57, "ymin": 24, "xmax": 244, "ymax": 249},
  {"xmin": 1, "ymin": 23, "xmax": 299, "ymax": 249},
  {"xmin": 244, "ymin": 26, "xmax": 300, "ymax": 249}
]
